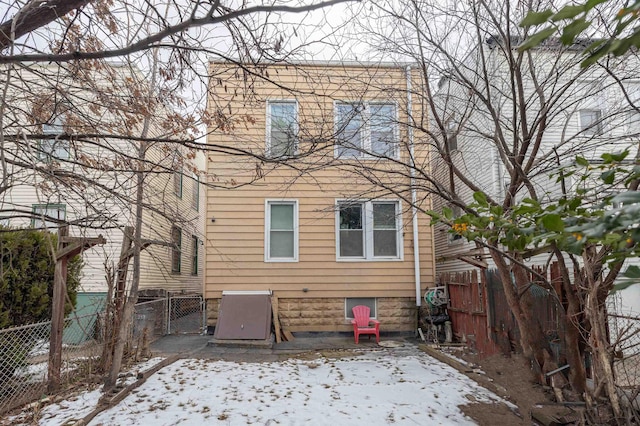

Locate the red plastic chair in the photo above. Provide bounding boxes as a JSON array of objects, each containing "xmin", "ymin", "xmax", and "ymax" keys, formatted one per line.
[{"xmin": 351, "ymin": 305, "xmax": 380, "ymax": 344}]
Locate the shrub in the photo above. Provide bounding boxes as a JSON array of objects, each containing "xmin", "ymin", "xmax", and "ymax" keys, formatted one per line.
[{"xmin": 0, "ymin": 227, "xmax": 82, "ymax": 328}]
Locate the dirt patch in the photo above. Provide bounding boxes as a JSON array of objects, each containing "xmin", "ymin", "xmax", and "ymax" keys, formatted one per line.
[{"xmin": 425, "ymin": 346, "xmax": 582, "ymax": 425}]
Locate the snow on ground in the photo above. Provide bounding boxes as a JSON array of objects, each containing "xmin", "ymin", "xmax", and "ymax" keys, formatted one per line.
[
  {"xmin": 5, "ymin": 347, "xmax": 512, "ymax": 426},
  {"xmin": 4, "ymin": 357, "xmax": 165, "ymax": 426}
]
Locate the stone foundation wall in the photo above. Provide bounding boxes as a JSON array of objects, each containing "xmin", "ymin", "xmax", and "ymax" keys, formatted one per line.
[{"xmin": 206, "ymin": 296, "xmax": 417, "ymax": 332}]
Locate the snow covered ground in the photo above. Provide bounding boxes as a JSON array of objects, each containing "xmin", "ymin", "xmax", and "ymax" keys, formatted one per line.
[{"xmin": 6, "ymin": 346, "xmax": 512, "ymax": 425}]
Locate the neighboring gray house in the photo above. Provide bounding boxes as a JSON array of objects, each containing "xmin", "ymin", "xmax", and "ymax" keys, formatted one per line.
[{"xmin": 430, "ymin": 36, "xmax": 640, "ymax": 315}]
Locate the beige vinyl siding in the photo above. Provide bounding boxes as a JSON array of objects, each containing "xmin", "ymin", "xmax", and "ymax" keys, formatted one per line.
[
  {"xmin": 137, "ymin": 145, "xmax": 204, "ymax": 294},
  {"xmin": 205, "ymin": 63, "xmax": 434, "ymax": 305}
]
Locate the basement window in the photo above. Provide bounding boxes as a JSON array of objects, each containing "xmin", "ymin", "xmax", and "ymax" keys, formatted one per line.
[{"xmin": 345, "ymin": 298, "xmax": 377, "ymax": 319}]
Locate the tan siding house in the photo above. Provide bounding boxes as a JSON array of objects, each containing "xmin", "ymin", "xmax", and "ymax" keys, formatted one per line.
[{"xmin": 205, "ymin": 62, "xmax": 435, "ymax": 332}]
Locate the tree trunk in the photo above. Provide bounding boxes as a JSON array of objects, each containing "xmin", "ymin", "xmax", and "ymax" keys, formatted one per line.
[
  {"xmin": 553, "ymin": 256, "xmax": 587, "ymax": 396},
  {"xmin": 489, "ymin": 249, "xmax": 550, "ymax": 381}
]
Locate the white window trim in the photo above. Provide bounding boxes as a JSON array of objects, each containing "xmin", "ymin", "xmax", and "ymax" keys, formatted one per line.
[
  {"xmin": 577, "ymin": 80, "xmax": 607, "ymax": 136},
  {"xmin": 623, "ymin": 81, "xmax": 640, "ymax": 133},
  {"xmin": 191, "ymin": 173, "xmax": 199, "ymax": 211},
  {"xmin": 266, "ymin": 99, "xmax": 299, "ymax": 158},
  {"xmin": 40, "ymin": 117, "xmax": 70, "ymax": 161},
  {"xmin": 264, "ymin": 199, "xmax": 299, "ymax": 262},
  {"xmin": 578, "ymin": 108, "xmax": 604, "ymax": 136},
  {"xmin": 333, "ymin": 101, "xmax": 399, "ymax": 160},
  {"xmin": 335, "ymin": 199, "xmax": 404, "ymax": 262}
]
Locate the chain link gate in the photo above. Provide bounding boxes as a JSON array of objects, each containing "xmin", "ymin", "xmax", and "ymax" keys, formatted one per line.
[{"xmin": 167, "ymin": 294, "xmax": 205, "ymax": 335}]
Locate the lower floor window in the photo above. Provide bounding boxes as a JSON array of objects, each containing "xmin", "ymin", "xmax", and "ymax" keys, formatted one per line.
[
  {"xmin": 345, "ymin": 298, "xmax": 377, "ymax": 319},
  {"xmin": 337, "ymin": 200, "xmax": 401, "ymax": 260},
  {"xmin": 32, "ymin": 204, "xmax": 66, "ymax": 229},
  {"xmin": 171, "ymin": 226, "xmax": 182, "ymax": 273},
  {"xmin": 265, "ymin": 200, "xmax": 298, "ymax": 262}
]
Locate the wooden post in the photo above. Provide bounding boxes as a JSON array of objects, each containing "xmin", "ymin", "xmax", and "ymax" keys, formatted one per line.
[
  {"xmin": 271, "ymin": 294, "xmax": 282, "ymax": 344},
  {"xmin": 47, "ymin": 227, "xmax": 106, "ymax": 393},
  {"xmin": 47, "ymin": 226, "xmax": 68, "ymax": 393}
]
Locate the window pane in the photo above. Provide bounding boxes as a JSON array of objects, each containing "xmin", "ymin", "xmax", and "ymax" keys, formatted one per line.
[
  {"xmin": 171, "ymin": 226, "xmax": 181, "ymax": 273},
  {"xmin": 339, "ymin": 205, "xmax": 362, "ymax": 230},
  {"xmin": 271, "ymin": 204, "xmax": 293, "ymax": 230},
  {"xmin": 370, "ymin": 104, "xmax": 396, "ymax": 156},
  {"xmin": 41, "ymin": 122, "xmax": 69, "ymax": 160},
  {"xmin": 336, "ymin": 104, "xmax": 363, "ymax": 157},
  {"xmin": 270, "ymin": 231, "xmax": 294, "ymax": 257},
  {"xmin": 346, "ymin": 298, "xmax": 376, "ymax": 318},
  {"xmin": 373, "ymin": 203, "xmax": 398, "ymax": 257},
  {"xmin": 192, "ymin": 176, "xmax": 199, "ymax": 210},
  {"xmin": 340, "ymin": 230, "xmax": 364, "ymax": 257},
  {"xmin": 270, "ymin": 103, "xmax": 296, "ymax": 157},
  {"xmin": 339, "ymin": 204, "xmax": 363, "ymax": 257},
  {"xmin": 374, "ymin": 230, "xmax": 397, "ymax": 256},
  {"xmin": 373, "ymin": 203, "xmax": 396, "ymax": 229},
  {"xmin": 191, "ymin": 236, "xmax": 198, "ymax": 275},
  {"xmin": 580, "ymin": 109, "xmax": 603, "ymax": 135},
  {"xmin": 32, "ymin": 205, "xmax": 65, "ymax": 229}
]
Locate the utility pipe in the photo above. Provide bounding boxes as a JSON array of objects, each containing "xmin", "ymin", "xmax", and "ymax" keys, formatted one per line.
[{"xmin": 406, "ymin": 65, "xmax": 421, "ymax": 307}]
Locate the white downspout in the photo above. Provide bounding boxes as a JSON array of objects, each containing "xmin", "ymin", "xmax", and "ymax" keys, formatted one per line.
[{"xmin": 406, "ymin": 65, "xmax": 421, "ymax": 307}]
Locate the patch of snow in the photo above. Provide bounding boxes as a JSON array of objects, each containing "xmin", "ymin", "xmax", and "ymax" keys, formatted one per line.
[{"xmin": 6, "ymin": 349, "xmax": 512, "ymax": 425}]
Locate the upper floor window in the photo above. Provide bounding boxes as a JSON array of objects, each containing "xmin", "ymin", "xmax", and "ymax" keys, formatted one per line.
[
  {"xmin": 579, "ymin": 109, "xmax": 603, "ymax": 136},
  {"xmin": 445, "ymin": 119, "xmax": 458, "ymax": 152},
  {"xmin": 336, "ymin": 200, "xmax": 402, "ymax": 260},
  {"xmin": 267, "ymin": 101, "xmax": 297, "ymax": 158},
  {"xmin": 173, "ymin": 152, "xmax": 183, "ymax": 198},
  {"xmin": 40, "ymin": 116, "xmax": 70, "ymax": 161},
  {"xmin": 624, "ymin": 82, "xmax": 640, "ymax": 134},
  {"xmin": 192, "ymin": 174, "xmax": 199, "ymax": 211},
  {"xmin": 335, "ymin": 102, "xmax": 398, "ymax": 159},
  {"xmin": 32, "ymin": 204, "xmax": 66, "ymax": 229},
  {"xmin": 265, "ymin": 200, "xmax": 298, "ymax": 262}
]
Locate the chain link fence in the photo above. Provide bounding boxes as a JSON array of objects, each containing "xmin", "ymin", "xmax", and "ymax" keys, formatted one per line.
[
  {"xmin": 0, "ymin": 294, "xmax": 204, "ymax": 415},
  {"xmin": 132, "ymin": 298, "xmax": 168, "ymax": 342},
  {"xmin": 168, "ymin": 295, "xmax": 205, "ymax": 335},
  {"xmin": 609, "ymin": 312, "xmax": 640, "ymax": 415},
  {"xmin": 0, "ymin": 312, "xmax": 102, "ymax": 414}
]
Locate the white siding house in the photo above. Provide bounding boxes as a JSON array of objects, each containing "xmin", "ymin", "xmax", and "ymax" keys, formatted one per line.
[
  {"xmin": 431, "ymin": 38, "xmax": 640, "ymax": 314},
  {"xmin": 0, "ymin": 63, "xmax": 205, "ymax": 313}
]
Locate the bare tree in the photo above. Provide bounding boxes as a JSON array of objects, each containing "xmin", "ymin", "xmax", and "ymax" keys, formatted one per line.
[
  {"xmin": 320, "ymin": 0, "xmax": 639, "ymax": 421},
  {"xmin": 0, "ymin": 0, "xmax": 353, "ymax": 393}
]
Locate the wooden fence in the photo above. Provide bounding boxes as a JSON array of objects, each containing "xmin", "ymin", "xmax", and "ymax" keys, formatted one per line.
[{"xmin": 438, "ymin": 264, "xmax": 565, "ymax": 359}]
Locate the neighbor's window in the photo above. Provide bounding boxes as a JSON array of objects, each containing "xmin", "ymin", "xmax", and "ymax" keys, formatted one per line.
[
  {"xmin": 191, "ymin": 174, "xmax": 199, "ymax": 211},
  {"xmin": 449, "ymin": 205, "xmax": 464, "ymax": 244},
  {"xmin": 265, "ymin": 200, "xmax": 298, "ymax": 262},
  {"xmin": 191, "ymin": 235, "xmax": 198, "ymax": 275},
  {"xmin": 171, "ymin": 226, "xmax": 182, "ymax": 273},
  {"xmin": 32, "ymin": 204, "xmax": 66, "ymax": 229},
  {"xmin": 345, "ymin": 298, "xmax": 377, "ymax": 319},
  {"xmin": 625, "ymin": 83, "xmax": 640, "ymax": 134},
  {"xmin": 445, "ymin": 120, "xmax": 458, "ymax": 152},
  {"xmin": 337, "ymin": 200, "xmax": 401, "ymax": 260},
  {"xmin": 267, "ymin": 101, "xmax": 297, "ymax": 158},
  {"xmin": 40, "ymin": 116, "xmax": 70, "ymax": 161},
  {"xmin": 579, "ymin": 109, "xmax": 603, "ymax": 136},
  {"xmin": 335, "ymin": 102, "xmax": 397, "ymax": 159}
]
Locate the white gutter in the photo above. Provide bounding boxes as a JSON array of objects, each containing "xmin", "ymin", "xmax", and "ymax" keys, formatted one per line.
[{"xmin": 406, "ymin": 65, "xmax": 422, "ymax": 307}]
